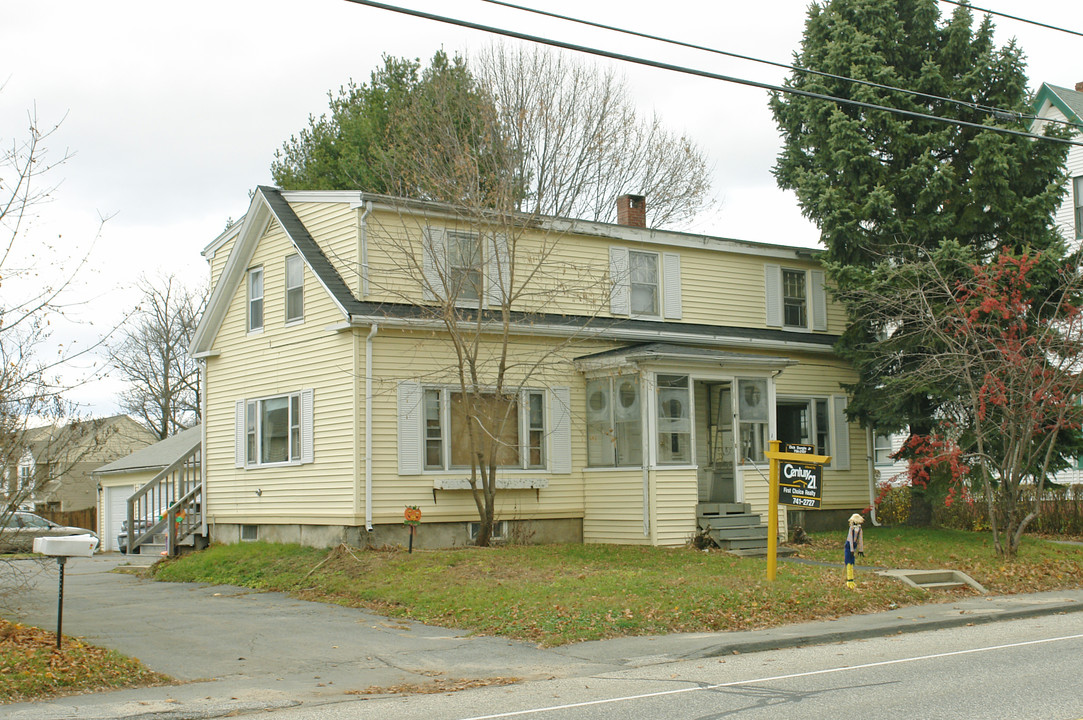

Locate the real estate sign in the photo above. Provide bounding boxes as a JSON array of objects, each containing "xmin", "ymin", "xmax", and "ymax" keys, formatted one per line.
[{"xmin": 777, "ymin": 461, "xmax": 822, "ymax": 509}]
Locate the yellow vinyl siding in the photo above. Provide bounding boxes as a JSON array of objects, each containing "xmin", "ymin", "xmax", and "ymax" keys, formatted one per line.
[
  {"xmin": 650, "ymin": 469, "xmax": 698, "ymax": 546},
  {"xmin": 583, "ymin": 469, "xmax": 647, "ymax": 545},
  {"xmin": 368, "ymin": 330, "xmax": 586, "ymax": 526},
  {"xmin": 290, "ymin": 202, "xmax": 360, "ymax": 295},
  {"xmin": 203, "ymin": 219, "xmax": 358, "ymax": 525}
]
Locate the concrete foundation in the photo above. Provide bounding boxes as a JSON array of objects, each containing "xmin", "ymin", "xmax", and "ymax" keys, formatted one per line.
[
  {"xmin": 210, "ymin": 518, "xmax": 583, "ymax": 550},
  {"xmin": 787, "ymin": 508, "xmax": 867, "ymax": 533}
]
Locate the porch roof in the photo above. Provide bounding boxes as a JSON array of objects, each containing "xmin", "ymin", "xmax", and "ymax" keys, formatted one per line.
[{"xmin": 572, "ymin": 342, "xmax": 797, "ymax": 373}]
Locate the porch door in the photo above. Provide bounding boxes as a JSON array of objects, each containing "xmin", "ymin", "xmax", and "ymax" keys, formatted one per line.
[{"xmin": 696, "ymin": 381, "xmax": 738, "ymax": 503}]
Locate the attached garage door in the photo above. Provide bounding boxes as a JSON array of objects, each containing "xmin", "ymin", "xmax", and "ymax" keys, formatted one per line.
[{"xmin": 103, "ymin": 486, "xmax": 135, "ymax": 552}]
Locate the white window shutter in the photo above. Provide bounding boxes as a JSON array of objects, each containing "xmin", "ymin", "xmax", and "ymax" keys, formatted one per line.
[
  {"xmin": 832, "ymin": 395, "xmax": 851, "ymax": 471},
  {"xmin": 235, "ymin": 400, "xmax": 246, "ymax": 468},
  {"xmin": 422, "ymin": 227, "xmax": 445, "ymax": 301},
  {"xmin": 662, "ymin": 252, "xmax": 682, "ymax": 320},
  {"xmin": 765, "ymin": 264, "xmax": 782, "ymax": 327},
  {"xmin": 486, "ymin": 233, "xmax": 510, "ymax": 308},
  {"xmin": 810, "ymin": 269, "xmax": 828, "ymax": 331},
  {"xmin": 550, "ymin": 386, "xmax": 572, "ymax": 474},
  {"xmin": 610, "ymin": 247, "xmax": 630, "ymax": 315},
  {"xmin": 398, "ymin": 381, "xmax": 423, "ymax": 475},
  {"xmin": 300, "ymin": 389, "xmax": 315, "ymax": 464}
]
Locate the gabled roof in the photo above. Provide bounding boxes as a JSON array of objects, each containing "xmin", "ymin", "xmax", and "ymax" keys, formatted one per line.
[
  {"xmin": 1032, "ymin": 83, "xmax": 1083, "ymax": 128},
  {"xmin": 93, "ymin": 425, "xmax": 202, "ymax": 475},
  {"xmin": 190, "ymin": 186, "xmax": 363, "ymax": 356}
]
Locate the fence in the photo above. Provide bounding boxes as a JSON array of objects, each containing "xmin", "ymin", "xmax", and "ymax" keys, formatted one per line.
[{"xmin": 37, "ymin": 508, "xmax": 96, "ymax": 533}]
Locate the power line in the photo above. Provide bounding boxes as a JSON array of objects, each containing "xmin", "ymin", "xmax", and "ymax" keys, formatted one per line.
[
  {"xmin": 342, "ymin": 0, "xmax": 1083, "ymax": 147},
  {"xmin": 938, "ymin": 0, "xmax": 1083, "ymax": 38},
  {"xmin": 483, "ymin": 0, "xmax": 1082, "ymax": 132}
]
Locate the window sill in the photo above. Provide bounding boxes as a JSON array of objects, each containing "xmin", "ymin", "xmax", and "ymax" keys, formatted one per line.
[
  {"xmin": 245, "ymin": 460, "xmax": 302, "ymax": 469},
  {"xmin": 433, "ymin": 477, "xmax": 549, "ymax": 490},
  {"xmin": 284, "ymin": 317, "xmax": 304, "ymax": 327},
  {"xmin": 247, "ymin": 327, "xmax": 264, "ymax": 336}
]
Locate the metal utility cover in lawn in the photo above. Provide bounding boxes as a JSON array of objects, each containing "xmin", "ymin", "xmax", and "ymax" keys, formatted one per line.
[{"xmin": 778, "ymin": 461, "xmax": 822, "ymax": 508}]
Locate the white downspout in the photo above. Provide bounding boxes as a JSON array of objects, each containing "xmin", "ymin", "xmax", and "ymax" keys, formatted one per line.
[
  {"xmin": 866, "ymin": 426, "xmax": 881, "ymax": 526},
  {"xmin": 365, "ymin": 323, "xmax": 378, "ymax": 531}
]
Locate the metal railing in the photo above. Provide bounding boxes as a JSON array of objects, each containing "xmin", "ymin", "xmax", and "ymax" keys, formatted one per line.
[{"xmin": 126, "ymin": 436, "xmax": 202, "ymax": 556}]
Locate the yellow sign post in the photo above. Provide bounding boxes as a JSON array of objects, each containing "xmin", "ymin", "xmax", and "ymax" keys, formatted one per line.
[{"xmin": 764, "ymin": 440, "xmax": 830, "ymax": 581}]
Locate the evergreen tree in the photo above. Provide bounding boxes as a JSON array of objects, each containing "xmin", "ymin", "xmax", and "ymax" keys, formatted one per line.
[{"xmin": 770, "ymin": 0, "xmax": 1072, "ymax": 517}]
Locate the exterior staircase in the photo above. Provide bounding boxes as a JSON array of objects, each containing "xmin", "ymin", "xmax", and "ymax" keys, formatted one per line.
[
  {"xmin": 125, "ymin": 435, "xmax": 205, "ymax": 557},
  {"xmin": 697, "ymin": 502, "xmax": 768, "ymax": 552}
]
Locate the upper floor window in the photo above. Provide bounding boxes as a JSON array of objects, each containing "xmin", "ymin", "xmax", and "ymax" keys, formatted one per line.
[
  {"xmin": 765, "ymin": 264, "xmax": 827, "ymax": 332},
  {"xmin": 629, "ymin": 250, "xmax": 660, "ymax": 317},
  {"xmin": 247, "ymin": 267, "xmax": 264, "ymax": 332},
  {"xmin": 1074, "ymin": 176, "xmax": 1083, "ymax": 240},
  {"xmin": 782, "ymin": 269, "xmax": 808, "ymax": 328},
  {"xmin": 285, "ymin": 255, "xmax": 304, "ymax": 323},
  {"xmin": 609, "ymin": 247, "xmax": 682, "ymax": 320},
  {"xmin": 446, "ymin": 230, "xmax": 483, "ymax": 302}
]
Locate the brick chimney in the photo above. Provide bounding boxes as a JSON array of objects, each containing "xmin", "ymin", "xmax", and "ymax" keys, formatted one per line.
[
  {"xmin": 1076, "ymin": 81, "xmax": 1083, "ymax": 92},
  {"xmin": 616, "ymin": 194, "xmax": 646, "ymax": 228}
]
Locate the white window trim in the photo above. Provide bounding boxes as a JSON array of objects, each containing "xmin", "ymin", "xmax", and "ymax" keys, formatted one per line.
[
  {"xmin": 586, "ymin": 374, "xmax": 645, "ymax": 469},
  {"xmin": 774, "ymin": 393, "xmax": 849, "ymax": 470},
  {"xmin": 873, "ymin": 432, "xmax": 894, "ymax": 466},
  {"xmin": 247, "ymin": 266, "xmax": 264, "ymax": 334},
  {"xmin": 629, "ymin": 249, "xmax": 662, "ymax": 319},
  {"xmin": 285, "ymin": 254, "xmax": 304, "ymax": 325},
  {"xmin": 765, "ymin": 264, "xmax": 827, "ymax": 332},
  {"xmin": 610, "ymin": 247, "xmax": 682, "ymax": 321},
  {"xmin": 235, "ymin": 389, "xmax": 314, "ymax": 468}
]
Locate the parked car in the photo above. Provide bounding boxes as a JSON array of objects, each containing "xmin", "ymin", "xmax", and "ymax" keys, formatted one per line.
[
  {"xmin": 0, "ymin": 512, "xmax": 98, "ymax": 553},
  {"xmin": 116, "ymin": 519, "xmax": 151, "ymax": 554}
]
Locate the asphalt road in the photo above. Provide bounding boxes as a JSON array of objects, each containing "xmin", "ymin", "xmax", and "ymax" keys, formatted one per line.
[{"xmin": 264, "ymin": 613, "xmax": 1083, "ymax": 720}]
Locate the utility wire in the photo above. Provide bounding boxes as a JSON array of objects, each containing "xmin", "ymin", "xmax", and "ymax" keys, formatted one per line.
[
  {"xmin": 483, "ymin": 0, "xmax": 1082, "ymax": 132},
  {"xmin": 342, "ymin": 0, "xmax": 1083, "ymax": 147},
  {"xmin": 938, "ymin": 0, "xmax": 1083, "ymax": 38}
]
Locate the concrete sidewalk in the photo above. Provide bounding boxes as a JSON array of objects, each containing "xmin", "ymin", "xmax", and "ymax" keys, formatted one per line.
[{"xmin": 6, "ymin": 554, "xmax": 1083, "ymax": 720}]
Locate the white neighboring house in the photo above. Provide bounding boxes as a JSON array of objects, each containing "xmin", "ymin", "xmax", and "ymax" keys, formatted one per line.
[
  {"xmin": 872, "ymin": 431, "xmax": 910, "ymax": 487},
  {"xmin": 1033, "ymin": 81, "xmax": 1083, "ymax": 486}
]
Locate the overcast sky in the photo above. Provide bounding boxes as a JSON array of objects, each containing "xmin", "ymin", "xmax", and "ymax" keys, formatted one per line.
[{"xmin": 3, "ymin": 0, "xmax": 1081, "ymax": 416}]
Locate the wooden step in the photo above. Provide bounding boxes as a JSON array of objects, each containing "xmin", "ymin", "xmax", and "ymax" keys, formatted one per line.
[
  {"xmin": 697, "ymin": 502, "xmax": 751, "ymax": 516},
  {"xmin": 699, "ymin": 514, "xmax": 763, "ymax": 531}
]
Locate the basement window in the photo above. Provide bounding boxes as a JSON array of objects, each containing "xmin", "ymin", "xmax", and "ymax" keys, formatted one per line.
[{"xmin": 240, "ymin": 524, "xmax": 258, "ymax": 542}]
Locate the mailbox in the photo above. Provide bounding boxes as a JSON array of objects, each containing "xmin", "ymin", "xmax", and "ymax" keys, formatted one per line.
[{"xmin": 33, "ymin": 534, "xmax": 99, "ymax": 558}]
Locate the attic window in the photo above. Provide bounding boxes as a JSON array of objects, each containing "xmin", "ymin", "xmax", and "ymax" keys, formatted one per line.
[
  {"xmin": 248, "ymin": 267, "xmax": 264, "ymax": 332},
  {"xmin": 285, "ymin": 255, "xmax": 304, "ymax": 323}
]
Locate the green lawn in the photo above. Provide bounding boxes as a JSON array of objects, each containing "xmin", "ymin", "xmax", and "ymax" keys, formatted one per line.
[{"xmin": 153, "ymin": 527, "xmax": 1083, "ymax": 647}]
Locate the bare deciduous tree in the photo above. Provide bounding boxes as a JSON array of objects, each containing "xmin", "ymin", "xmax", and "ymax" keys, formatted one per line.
[
  {"xmin": 110, "ymin": 274, "xmax": 205, "ymax": 439},
  {"xmin": 366, "ymin": 63, "xmax": 612, "ymax": 547},
  {"xmin": 474, "ymin": 43, "xmax": 714, "ymax": 229}
]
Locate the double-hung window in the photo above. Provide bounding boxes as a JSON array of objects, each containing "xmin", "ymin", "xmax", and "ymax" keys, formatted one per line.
[
  {"xmin": 285, "ymin": 255, "xmax": 304, "ymax": 323},
  {"xmin": 629, "ymin": 250, "xmax": 660, "ymax": 317},
  {"xmin": 447, "ymin": 230, "xmax": 483, "ymax": 303},
  {"xmin": 782, "ymin": 269, "xmax": 807, "ymax": 328},
  {"xmin": 247, "ymin": 267, "xmax": 264, "ymax": 332},
  {"xmin": 236, "ymin": 390, "xmax": 314, "ymax": 467},
  {"xmin": 738, "ymin": 378, "xmax": 769, "ymax": 464},
  {"xmin": 873, "ymin": 433, "xmax": 894, "ymax": 466},
  {"xmin": 586, "ymin": 376, "xmax": 643, "ymax": 467},
  {"xmin": 422, "ymin": 388, "xmax": 546, "ymax": 470}
]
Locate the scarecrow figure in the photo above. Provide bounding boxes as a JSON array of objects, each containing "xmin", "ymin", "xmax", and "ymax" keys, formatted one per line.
[{"xmin": 844, "ymin": 513, "xmax": 864, "ymax": 589}]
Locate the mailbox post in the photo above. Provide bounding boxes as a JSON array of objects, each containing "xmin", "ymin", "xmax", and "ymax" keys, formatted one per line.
[{"xmin": 33, "ymin": 535, "xmax": 98, "ymax": 649}]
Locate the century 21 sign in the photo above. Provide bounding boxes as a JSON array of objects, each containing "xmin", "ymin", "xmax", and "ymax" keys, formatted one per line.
[{"xmin": 778, "ymin": 460, "xmax": 822, "ymax": 509}]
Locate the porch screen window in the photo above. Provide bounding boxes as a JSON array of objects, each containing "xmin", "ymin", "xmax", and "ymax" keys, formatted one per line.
[
  {"xmin": 629, "ymin": 251, "xmax": 660, "ymax": 316},
  {"xmin": 447, "ymin": 230, "xmax": 482, "ymax": 302},
  {"xmin": 656, "ymin": 374, "xmax": 691, "ymax": 464},
  {"xmin": 777, "ymin": 398, "xmax": 830, "ymax": 456},
  {"xmin": 422, "ymin": 388, "xmax": 544, "ymax": 470},
  {"xmin": 285, "ymin": 254, "xmax": 304, "ymax": 322},
  {"xmin": 241, "ymin": 390, "xmax": 313, "ymax": 466},
  {"xmin": 586, "ymin": 376, "xmax": 642, "ymax": 467},
  {"xmin": 738, "ymin": 378, "xmax": 768, "ymax": 464},
  {"xmin": 247, "ymin": 267, "xmax": 264, "ymax": 332},
  {"xmin": 782, "ymin": 269, "xmax": 807, "ymax": 328}
]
